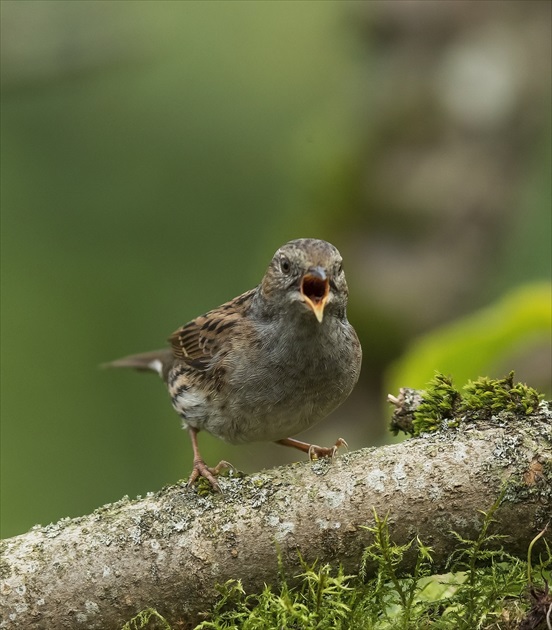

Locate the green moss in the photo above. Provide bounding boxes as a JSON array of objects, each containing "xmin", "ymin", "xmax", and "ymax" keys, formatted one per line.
[
  {"xmin": 195, "ymin": 562, "xmax": 355, "ymax": 630},
  {"xmin": 460, "ymin": 371, "xmax": 542, "ymax": 419},
  {"xmin": 409, "ymin": 371, "xmax": 545, "ymax": 437},
  {"xmin": 194, "ymin": 476, "xmax": 219, "ymax": 497},
  {"xmin": 411, "ymin": 373, "xmax": 461, "ymax": 435},
  {"xmin": 120, "ymin": 607, "xmax": 171, "ymax": 630}
]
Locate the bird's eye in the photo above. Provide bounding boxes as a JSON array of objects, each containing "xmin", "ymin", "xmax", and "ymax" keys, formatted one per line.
[
  {"xmin": 280, "ymin": 257, "xmax": 291, "ymax": 274},
  {"xmin": 336, "ymin": 261, "xmax": 343, "ymax": 274}
]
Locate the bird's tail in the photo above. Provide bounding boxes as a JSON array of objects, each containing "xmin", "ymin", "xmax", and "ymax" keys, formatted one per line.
[{"xmin": 101, "ymin": 349, "xmax": 173, "ymax": 377}]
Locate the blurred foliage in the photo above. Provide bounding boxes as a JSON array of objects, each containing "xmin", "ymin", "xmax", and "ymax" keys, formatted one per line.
[
  {"xmin": 1, "ymin": 1, "xmax": 550, "ymax": 538},
  {"xmin": 387, "ymin": 283, "xmax": 552, "ymax": 397}
]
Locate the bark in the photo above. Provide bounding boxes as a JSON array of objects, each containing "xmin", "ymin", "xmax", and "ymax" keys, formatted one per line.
[{"xmin": 1, "ymin": 403, "xmax": 551, "ymax": 630}]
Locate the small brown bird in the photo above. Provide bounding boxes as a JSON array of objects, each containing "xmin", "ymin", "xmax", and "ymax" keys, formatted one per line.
[{"xmin": 106, "ymin": 238, "xmax": 362, "ymax": 490}]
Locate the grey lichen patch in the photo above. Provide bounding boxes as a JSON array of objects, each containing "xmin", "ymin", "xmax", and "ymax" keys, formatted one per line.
[
  {"xmin": 489, "ymin": 432, "xmax": 525, "ymax": 468},
  {"xmin": 265, "ymin": 514, "xmax": 296, "ymax": 542},
  {"xmin": 93, "ymin": 494, "xmax": 133, "ymax": 517},
  {"xmin": 323, "ymin": 489, "xmax": 346, "ymax": 508},
  {"xmin": 220, "ymin": 471, "xmax": 280, "ymax": 509},
  {"xmin": 363, "ymin": 468, "xmax": 387, "ymax": 493},
  {"xmin": 316, "ymin": 518, "xmax": 342, "ymax": 531},
  {"xmin": 0, "ymin": 554, "xmax": 11, "ymax": 580},
  {"xmin": 391, "ymin": 461, "xmax": 408, "ymax": 489},
  {"xmin": 309, "ymin": 458, "xmax": 334, "ymax": 476},
  {"xmin": 503, "ymin": 457, "xmax": 552, "ymax": 509}
]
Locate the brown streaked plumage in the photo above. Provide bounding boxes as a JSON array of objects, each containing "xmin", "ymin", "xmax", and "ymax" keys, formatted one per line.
[{"xmin": 106, "ymin": 238, "xmax": 362, "ymax": 490}]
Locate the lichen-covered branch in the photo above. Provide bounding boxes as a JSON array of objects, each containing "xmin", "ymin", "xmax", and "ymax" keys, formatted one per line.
[{"xmin": 1, "ymin": 403, "xmax": 551, "ymax": 630}]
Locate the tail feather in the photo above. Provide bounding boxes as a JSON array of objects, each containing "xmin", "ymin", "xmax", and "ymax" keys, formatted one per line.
[{"xmin": 102, "ymin": 349, "xmax": 173, "ymax": 377}]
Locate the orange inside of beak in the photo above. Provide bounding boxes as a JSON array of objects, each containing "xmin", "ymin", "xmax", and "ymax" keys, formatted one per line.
[
  {"xmin": 301, "ymin": 274, "xmax": 329, "ymax": 322},
  {"xmin": 301, "ymin": 274, "xmax": 329, "ymax": 305}
]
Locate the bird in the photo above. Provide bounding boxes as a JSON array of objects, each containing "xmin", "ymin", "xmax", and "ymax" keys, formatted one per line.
[{"xmin": 105, "ymin": 238, "xmax": 362, "ymax": 490}]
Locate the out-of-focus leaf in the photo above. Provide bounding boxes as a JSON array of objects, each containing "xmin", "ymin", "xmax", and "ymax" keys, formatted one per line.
[{"xmin": 387, "ymin": 283, "xmax": 552, "ymax": 394}]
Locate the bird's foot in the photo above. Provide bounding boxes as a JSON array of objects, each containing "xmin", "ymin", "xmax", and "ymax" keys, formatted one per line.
[
  {"xmin": 187, "ymin": 459, "xmax": 233, "ymax": 492},
  {"xmin": 308, "ymin": 438, "xmax": 348, "ymax": 461}
]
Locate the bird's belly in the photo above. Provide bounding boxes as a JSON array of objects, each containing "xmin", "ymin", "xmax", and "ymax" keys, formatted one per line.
[
  {"xmin": 205, "ymin": 399, "xmax": 335, "ymax": 443},
  {"xmin": 172, "ymin": 370, "xmax": 350, "ymax": 443},
  {"xmin": 210, "ymin": 368, "xmax": 352, "ymax": 443}
]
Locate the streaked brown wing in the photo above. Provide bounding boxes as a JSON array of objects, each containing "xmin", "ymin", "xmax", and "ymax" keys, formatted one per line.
[{"xmin": 169, "ymin": 288, "xmax": 256, "ymax": 369}]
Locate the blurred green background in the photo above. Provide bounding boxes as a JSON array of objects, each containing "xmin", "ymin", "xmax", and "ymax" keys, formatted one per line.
[{"xmin": 1, "ymin": 1, "xmax": 550, "ymax": 538}]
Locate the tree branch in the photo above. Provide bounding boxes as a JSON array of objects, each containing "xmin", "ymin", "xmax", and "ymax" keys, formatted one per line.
[{"xmin": 2, "ymin": 403, "xmax": 551, "ymax": 630}]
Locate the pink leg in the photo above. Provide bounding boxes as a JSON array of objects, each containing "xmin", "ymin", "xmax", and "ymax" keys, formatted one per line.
[
  {"xmin": 276, "ymin": 436, "xmax": 348, "ymax": 460},
  {"xmin": 187, "ymin": 427, "xmax": 232, "ymax": 491}
]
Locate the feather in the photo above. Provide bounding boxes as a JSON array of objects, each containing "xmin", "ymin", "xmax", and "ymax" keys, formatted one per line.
[
  {"xmin": 102, "ymin": 349, "xmax": 173, "ymax": 377},
  {"xmin": 168, "ymin": 288, "xmax": 255, "ymax": 367}
]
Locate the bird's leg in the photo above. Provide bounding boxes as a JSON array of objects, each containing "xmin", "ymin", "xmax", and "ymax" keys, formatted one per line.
[
  {"xmin": 276, "ymin": 437, "xmax": 348, "ymax": 460},
  {"xmin": 187, "ymin": 427, "xmax": 232, "ymax": 492}
]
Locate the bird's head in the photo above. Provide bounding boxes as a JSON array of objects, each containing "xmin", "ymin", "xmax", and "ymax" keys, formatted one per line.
[{"xmin": 261, "ymin": 238, "xmax": 349, "ymax": 323}]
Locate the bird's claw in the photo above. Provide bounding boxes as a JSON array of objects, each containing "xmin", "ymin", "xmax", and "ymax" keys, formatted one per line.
[
  {"xmin": 308, "ymin": 438, "xmax": 348, "ymax": 461},
  {"xmin": 187, "ymin": 459, "xmax": 233, "ymax": 492}
]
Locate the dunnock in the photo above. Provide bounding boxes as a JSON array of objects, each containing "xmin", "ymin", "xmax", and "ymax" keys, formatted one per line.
[{"xmin": 106, "ymin": 238, "xmax": 362, "ymax": 490}]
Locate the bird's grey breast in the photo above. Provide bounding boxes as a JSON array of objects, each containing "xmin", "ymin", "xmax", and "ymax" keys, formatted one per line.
[{"xmin": 215, "ymin": 315, "xmax": 361, "ymax": 442}]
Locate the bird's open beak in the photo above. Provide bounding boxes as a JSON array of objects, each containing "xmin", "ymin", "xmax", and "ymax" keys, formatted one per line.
[{"xmin": 300, "ymin": 267, "xmax": 329, "ymax": 323}]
